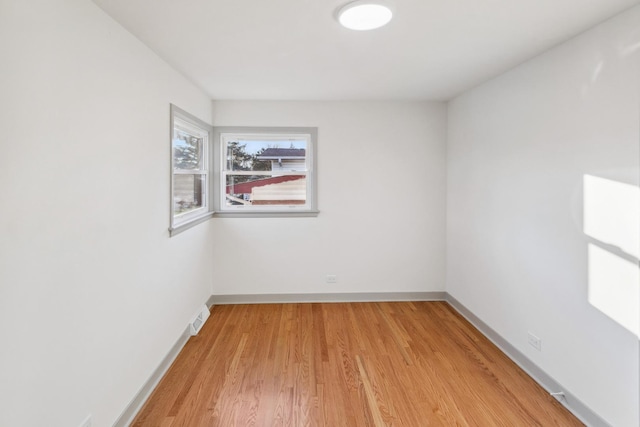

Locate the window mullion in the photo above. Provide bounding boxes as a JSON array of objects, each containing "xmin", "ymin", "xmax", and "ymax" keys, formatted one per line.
[
  {"xmin": 174, "ymin": 170, "xmax": 207, "ymax": 175},
  {"xmin": 222, "ymin": 171, "xmax": 307, "ymax": 176}
]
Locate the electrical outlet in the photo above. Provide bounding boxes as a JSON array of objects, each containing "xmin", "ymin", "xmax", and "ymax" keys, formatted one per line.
[
  {"xmin": 326, "ymin": 274, "xmax": 337, "ymax": 283},
  {"xmin": 79, "ymin": 414, "xmax": 92, "ymax": 427},
  {"xmin": 527, "ymin": 332, "xmax": 542, "ymax": 351}
]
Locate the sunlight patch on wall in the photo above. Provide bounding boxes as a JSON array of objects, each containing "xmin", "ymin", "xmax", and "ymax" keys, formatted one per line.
[
  {"xmin": 584, "ymin": 175, "xmax": 639, "ymax": 336},
  {"xmin": 588, "ymin": 244, "xmax": 639, "ymax": 335}
]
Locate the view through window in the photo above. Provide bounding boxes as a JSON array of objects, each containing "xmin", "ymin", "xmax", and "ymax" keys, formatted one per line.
[{"xmin": 219, "ymin": 131, "xmax": 316, "ymax": 214}]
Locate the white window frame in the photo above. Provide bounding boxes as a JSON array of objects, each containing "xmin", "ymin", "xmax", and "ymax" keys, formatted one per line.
[
  {"xmin": 169, "ymin": 105, "xmax": 214, "ymax": 236},
  {"xmin": 213, "ymin": 127, "xmax": 319, "ymax": 218}
]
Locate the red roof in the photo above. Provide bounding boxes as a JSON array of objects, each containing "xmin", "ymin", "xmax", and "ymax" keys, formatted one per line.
[{"xmin": 226, "ymin": 175, "xmax": 304, "ymax": 194}]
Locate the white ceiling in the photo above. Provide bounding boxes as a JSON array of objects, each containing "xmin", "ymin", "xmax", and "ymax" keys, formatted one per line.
[{"xmin": 93, "ymin": 0, "xmax": 639, "ymax": 100}]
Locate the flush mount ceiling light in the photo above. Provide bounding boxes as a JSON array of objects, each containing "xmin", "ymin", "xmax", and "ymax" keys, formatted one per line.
[{"xmin": 338, "ymin": 1, "xmax": 393, "ymax": 31}]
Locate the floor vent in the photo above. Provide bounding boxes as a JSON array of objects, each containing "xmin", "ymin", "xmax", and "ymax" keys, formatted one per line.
[{"xmin": 189, "ymin": 305, "xmax": 210, "ymax": 336}]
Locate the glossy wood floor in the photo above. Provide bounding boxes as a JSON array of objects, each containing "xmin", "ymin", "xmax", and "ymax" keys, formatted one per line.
[{"xmin": 132, "ymin": 302, "xmax": 583, "ymax": 426}]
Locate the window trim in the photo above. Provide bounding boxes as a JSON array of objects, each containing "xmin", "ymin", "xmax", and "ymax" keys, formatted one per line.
[
  {"xmin": 212, "ymin": 126, "xmax": 319, "ymax": 218},
  {"xmin": 169, "ymin": 104, "xmax": 215, "ymax": 236}
]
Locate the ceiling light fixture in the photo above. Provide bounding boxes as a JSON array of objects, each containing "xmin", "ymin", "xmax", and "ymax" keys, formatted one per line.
[{"xmin": 337, "ymin": 1, "xmax": 393, "ymax": 31}]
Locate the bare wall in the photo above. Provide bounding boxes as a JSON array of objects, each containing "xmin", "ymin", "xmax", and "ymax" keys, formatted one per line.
[
  {"xmin": 0, "ymin": 1, "xmax": 213, "ymax": 426},
  {"xmin": 447, "ymin": 7, "xmax": 640, "ymax": 426},
  {"xmin": 211, "ymin": 101, "xmax": 447, "ymax": 296}
]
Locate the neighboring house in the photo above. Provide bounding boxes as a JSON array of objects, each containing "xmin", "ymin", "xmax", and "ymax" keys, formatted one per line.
[
  {"xmin": 251, "ymin": 177, "xmax": 306, "ymax": 205},
  {"xmin": 257, "ymin": 148, "xmax": 306, "ymax": 172},
  {"xmin": 226, "ymin": 148, "xmax": 307, "ymax": 205}
]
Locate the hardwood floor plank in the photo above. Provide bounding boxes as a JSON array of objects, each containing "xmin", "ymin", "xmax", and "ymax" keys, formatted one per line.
[
  {"xmin": 355, "ymin": 355, "xmax": 388, "ymax": 427},
  {"xmin": 132, "ymin": 302, "xmax": 583, "ymax": 426}
]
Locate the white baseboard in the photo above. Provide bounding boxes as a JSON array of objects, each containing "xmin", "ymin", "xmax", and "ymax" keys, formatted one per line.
[
  {"xmin": 210, "ymin": 291, "xmax": 447, "ymax": 304},
  {"xmin": 206, "ymin": 294, "xmax": 216, "ymax": 308},
  {"xmin": 112, "ymin": 326, "xmax": 191, "ymax": 427},
  {"xmin": 114, "ymin": 292, "xmax": 610, "ymax": 427},
  {"xmin": 445, "ymin": 295, "xmax": 610, "ymax": 427}
]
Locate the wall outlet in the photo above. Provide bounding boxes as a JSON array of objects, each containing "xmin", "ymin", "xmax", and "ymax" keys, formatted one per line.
[
  {"xmin": 79, "ymin": 414, "xmax": 92, "ymax": 427},
  {"xmin": 326, "ymin": 274, "xmax": 337, "ymax": 283},
  {"xmin": 527, "ymin": 332, "xmax": 542, "ymax": 351}
]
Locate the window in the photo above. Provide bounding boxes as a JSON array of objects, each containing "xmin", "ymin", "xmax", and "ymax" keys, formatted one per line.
[
  {"xmin": 213, "ymin": 127, "xmax": 318, "ymax": 217},
  {"xmin": 170, "ymin": 105, "xmax": 214, "ymax": 235}
]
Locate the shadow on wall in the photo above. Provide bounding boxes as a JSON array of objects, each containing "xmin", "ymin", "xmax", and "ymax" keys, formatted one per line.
[{"xmin": 583, "ymin": 174, "xmax": 639, "ymax": 336}]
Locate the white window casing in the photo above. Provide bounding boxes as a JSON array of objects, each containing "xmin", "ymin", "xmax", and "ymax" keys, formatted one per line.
[
  {"xmin": 212, "ymin": 127, "xmax": 319, "ymax": 218},
  {"xmin": 169, "ymin": 104, "xmax": 214, "ymax": 236}
]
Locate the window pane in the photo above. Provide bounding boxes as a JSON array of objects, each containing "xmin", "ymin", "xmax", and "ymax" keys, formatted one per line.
[
  {"xmin": 174, "ymin": 174, "xmax": 205, "ymax": 214},
  {"xmin": 225, "ymin": 139, "xmax": 307, "ymax": 172},
  {"xmin": 174, "ymin": 130, "xmax": 204, "ymax": 170},
  {"xmin": 225, "ymin": 174, "xmax": 306, "ymax": 206}
]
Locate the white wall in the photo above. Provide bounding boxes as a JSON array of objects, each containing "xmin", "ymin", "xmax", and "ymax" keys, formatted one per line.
[
  {"xmin": 447, "ymin": 7, "xmax": 639, "ymax": 427},
  {"xmin": 211, "ymin": 101, "xmax": 447, "ymax": 296},
  {"xmin": 0, "ymin": 1, "xmax": 213, "ymax": 426}
]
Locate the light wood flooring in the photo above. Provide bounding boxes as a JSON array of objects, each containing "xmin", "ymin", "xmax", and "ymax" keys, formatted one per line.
[{"xmin": 132, "ymin": 301, "xmax": 583, "ymax": 426}]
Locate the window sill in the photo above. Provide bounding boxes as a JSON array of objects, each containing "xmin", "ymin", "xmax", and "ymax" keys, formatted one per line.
[
  {"xmin": 169, "ymin": 210, "xmax": 320, "ymax": 236},
  {"xmin": 169, "ymin": 211, "xmax": 215, "ymax": 236}
]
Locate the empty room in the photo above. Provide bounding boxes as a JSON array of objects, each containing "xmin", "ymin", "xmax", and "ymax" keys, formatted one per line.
[{"xmin": 1, "ymin": 0, "xmax": 639, "ymax": 426}]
